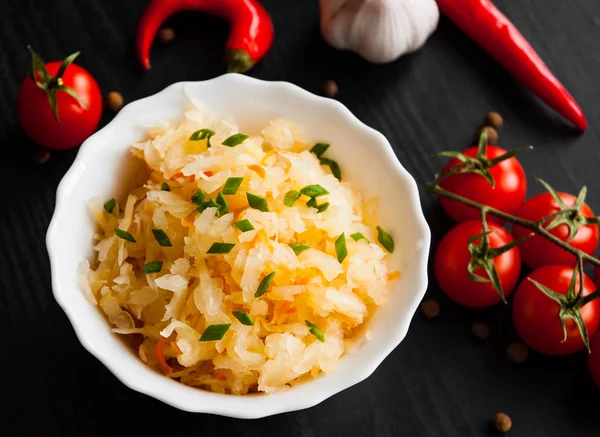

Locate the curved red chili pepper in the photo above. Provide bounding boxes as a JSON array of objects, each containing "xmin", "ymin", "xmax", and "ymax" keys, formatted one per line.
[
  {"xmin": 436, "ymin": 0, "xmax": 587, "ymax": 131},
  {"xmin": 136, "ymin": 0, "xmax": 274, "ymax": 73}
]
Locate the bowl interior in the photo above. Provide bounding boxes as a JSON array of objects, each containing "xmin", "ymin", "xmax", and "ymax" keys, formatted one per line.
[{"xmin": 47, "ymin": 74, "xmax": 430, "ymax": 417}]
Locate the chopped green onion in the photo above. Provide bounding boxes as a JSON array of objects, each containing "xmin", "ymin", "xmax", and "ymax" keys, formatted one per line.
[
  {"xmin": 306, "ymin": 197, "xmax": 318, "ymax": 208},
  {"xmin": 300, "ymin": 184, "xmax": 329, "ymax": 198},
  {"xmin": 103, "ymin": 199, "xmax": 116, "ymax": 213},
  {"xmin": 310, "ymin": 143, "xmax": 330, "ymax": 158},
  {"xmin": 232, "ymin": 311, "xmax": 254, "ymax": 326},
  {"xmin": 199, "ymin": 324, "xmax": 231, "ymax": 341},
  {"xmin": 284, "ymin": 190, "xmax": 301, "ymax": 207},
  {"xmin": 223, "ymin": 177, "xmax": 244, "ymax": 195},
  {"xmin": 234, "ymin": 219, "xmax": 255, "ymax": 232},
  {"xmin": 196, "ymin": 198, "xmax": 220, "ymax": 213},
  {"xmin": 152, "ymin": 229, "xmax": 172, "ymax": 247},
  {"xmin": 222, "ymin": 133, "xmax": 249, "ymax": 147},
  {"xmin": 247, "ymin": 193, "xmax": 269, "ymax": 212},
  {"xmin": 377, "ymin": 226, "xmax": 394, "ymax": 253},
  {"xmin": 305, "ymin": 320, "xmax": 325, "ymax": 342},
  {"xmin": 320, "ymin": 157, "xmax": 342, "ymax": 180},
  {"xmin": 316, "ymin": 202, "xmax": 330, "ymax": 213},
  {"xmin": 141, "ymin": 260, "xmax": 163, "ymax": 274},
  {"xmin": 216, "ymin": 192, "xmax": 229, "ymax": 215},
  {"xmin": 114, "ymin": 228, "xmax": 136, "ymax": 242},
  {"xmin": 289, "ymin": 243, "xmax": 310, "ymax": 255},
  {"xmin": 207, "ymin": 242, "xmax": 235, "ymax": 254},
  {"xmin": 335, "ymin": 232, "xmax": 348, "ymax": 263},
  {"xmin": 191, "ymin": 189, "xmax": 206, "ymax": 205},
  {"xmin": 351, "ymin": 232, "xmax": 369, "ymax": 242},
  {"xmin": 254, "ymin": 272, "xmax": 275, "ymax": 298},
  {"xmin": 189, "ymin": 128, "xmax": 215, "ymax": 147},
  {"xmin": 161, "ymin": 182, "xmax": 170, "ymax": 191}
]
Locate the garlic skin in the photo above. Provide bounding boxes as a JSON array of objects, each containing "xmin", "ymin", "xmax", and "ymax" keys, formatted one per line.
[{"xmin": 320, "ymin": 0, "xmax": 440, "ymax": 64}]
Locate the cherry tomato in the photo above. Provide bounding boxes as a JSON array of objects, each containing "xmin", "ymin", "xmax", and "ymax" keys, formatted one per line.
[
  {"xmin": 17, "ymin": 50, "xmax": 102, "ymax": 150},
  {"xmin": 589, "ymin": 332, "xmax": 600, "ymax": 390},
  {"xmin": 434, "ymin": 220, "xmax": 521, "ymax": 308},
  {"xmin": 439, "ymin": 145, "xmax": 527, "ymax": 223},
  {"xmin": 512, "ymin": 192, "xmax": 598, "ymax": 269},
  {"xmin": 513, "ymin": 265, "xmax": 600, "ymax": 356}
]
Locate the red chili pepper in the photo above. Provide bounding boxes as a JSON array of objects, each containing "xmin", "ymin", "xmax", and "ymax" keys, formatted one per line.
[
  {"xmin": 436, "ymin": 0, "xmax": 587, "ymax": 131},
  {"xmin": 136, "ymin": 0, "xmax": 274, "ymax": 73}
]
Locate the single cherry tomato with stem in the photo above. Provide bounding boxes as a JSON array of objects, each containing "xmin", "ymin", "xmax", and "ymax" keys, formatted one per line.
[
  {"xmin": 17, "ymin": 46, "xmax": 102, "ymax": 150},
  {"xmin": 438, "ymin": 131, "xmax": 528, "ymax": 224},
  {"xmin": 513, "ymin": 264, "xmax": 600, "ymax": 356},
  {"xmin": 434, "ymin": 218, "xmax": 524, "ymax": 308},
  {"xmin": 512, "ymin": 180, "xmax": 599, "ymax": 269}
]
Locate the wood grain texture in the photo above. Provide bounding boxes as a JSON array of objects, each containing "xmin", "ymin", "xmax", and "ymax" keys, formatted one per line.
[{"xmin": 1, "ymin": 0, "xmax": 600, "ymax": 435}]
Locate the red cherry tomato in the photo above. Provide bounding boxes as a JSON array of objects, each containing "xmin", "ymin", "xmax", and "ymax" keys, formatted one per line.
[
  {"xmin": 513, "ymin": 265, "xmax": 600, "ymax": 356},
  {"xmin": 434, "ymin": 220, "xmax": 521, "ymax": 308},
  {"xmin": 512, "ymin": 192, "xmax": 598, "ymax": 269},
  {"xmin": 17, "ymin": 50, "xmax": 102, "ymax": 150},
  {"xmin": 589, "ymin": 332, "xmax": 600, "ymax": 390},
  {"xmin": 439, "ymin": 145, "xmax": 527, "ymax": 223}
]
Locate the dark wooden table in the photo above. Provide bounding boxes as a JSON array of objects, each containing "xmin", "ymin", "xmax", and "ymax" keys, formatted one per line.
[{"xmin": 2, "ymin": 0, "xmax": 600, "ymax": 435}]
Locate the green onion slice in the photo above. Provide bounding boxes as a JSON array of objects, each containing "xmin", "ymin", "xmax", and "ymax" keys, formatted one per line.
[
  {"xmin": 305, "ymin": 320, "xmax": 325, "ymax": 342},
  {"xmin": 284, "ymin": 190, "xmax": 301, "ymax": 207},
  {"xmin": 200, "ymin": 324, "xmax": 231, "ymax": 341},
  {"xmin": 377, "ymin": 226, "xmax": 394, "ymax": 253},
  {"xmin": 289, "ymin": 243, "xmax": 310, "ymax": 255},
  {"xmin": 234, "ymin": 219, "xmax": 255, "ymax": 232},
  {"xmin": 161, "ymin": 182, "xmax": 170, "ymax": 191},
  {"xmin": 300, "ymin": 184, "xmax": 329, "ymax": 198},
  {"xmin": 351, "ymin": 232, "xmax": 369, "ymax": 242},
  {"xmin": 103, "ymin": 199, "xmax": 116, "ymax": 213},
  {"xmin": 152, "ymin": 229, "xmax": 172, "ymax": 247},
  {"xmin": 216, "ymin": 192, "xmax": 229, "ymax": 215},
  {"xmin": 189, "ymin": 128, "xmax": 215, "ymax": 148},
  {"xmin": 247, "ymin": 193, "xmax": 269, "ymax": 212},
  {"xmin": 222, "ymin": 133, "xmax": 248, "ymax": 147},
  {"xmin": 335, "ymin": 232, "xmax": 348, "ymax": 263},
  {"xmin": 223, "ymin": 177, "xmax": 243, "ymax": 195},
  {"xmin": 310, "ymin": 143, "xmax": 330, "ymax": 158},
  {"xmin": 114, "ymin": 228, "xmax": 136, "ymax": 242},
  {"xmin": 320, "ymin": 157, "xmax": 342, "ymax": 180},
  {"xmin": 141, "ymin": 260, "xmax": 163, "ymax": 274},
  {"xmin": 316, "ymin": 202, "xmax": 330, "ymax": 213},
  {"xmin": 254, "ymin": 272, "xmax": 275, "ymax": 298},
  {"xmin": 191, "ymin": 189, "xmax": 206, "ymax": 205},
  {"xmin": 232, "ymin": 311, "xmax": 254, "ymax": 326},
  {"xmin": 207, "ymin": 242, "xmax": 235, "ymax": 254}
]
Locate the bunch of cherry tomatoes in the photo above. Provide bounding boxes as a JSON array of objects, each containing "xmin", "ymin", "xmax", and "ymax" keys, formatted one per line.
[{"xmin": 431, "ymin": 131, "xmax": 600, "ymax": 389}]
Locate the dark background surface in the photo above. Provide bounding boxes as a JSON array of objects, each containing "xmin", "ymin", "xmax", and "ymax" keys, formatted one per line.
[{"xmin": 1, "ymin": 0, "xmax": 600, "ymax": 436}]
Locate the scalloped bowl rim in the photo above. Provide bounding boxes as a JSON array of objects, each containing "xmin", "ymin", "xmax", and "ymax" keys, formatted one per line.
[{"xmin": 46, "ymin": 74, "xmax": 431, "ymax": 418}]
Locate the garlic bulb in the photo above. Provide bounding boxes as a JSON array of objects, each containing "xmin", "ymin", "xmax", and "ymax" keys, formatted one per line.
[{"xmin": 320, "ymin": 0, "xmax": 439, "ymax": 64}]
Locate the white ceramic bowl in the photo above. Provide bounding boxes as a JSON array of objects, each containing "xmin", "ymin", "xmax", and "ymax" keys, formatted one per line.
[{"xmin": 46, "ymin": 74, "xmax": 430, "ymax": 418}]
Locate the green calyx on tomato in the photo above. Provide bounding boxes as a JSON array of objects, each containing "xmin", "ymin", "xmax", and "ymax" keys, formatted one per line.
[
  {"xmin": 432, "ymin": 130, "xmax": 532, "ymax": 189},
  {"xmin": 27, "ymin": 46, "xmax": 88, "ymax": 122},
  {"xmin": 466, "ymin": 211, "xmax": 530, "ymax": 303},
  {"xmin": 536, "ymin": 179, "xmax": 600, "ymax": 242},
  {"xmin": 526, "ymin": 258, "xmax": 597, "ymax": 351}
]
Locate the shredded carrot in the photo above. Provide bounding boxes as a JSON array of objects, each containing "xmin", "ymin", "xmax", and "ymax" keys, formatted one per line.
[
  {"xmin": 155, "ymin": 337, "xmax": 172, "ymax": 373},
  {"xmin": 214, "ymin": 372, "xmax": 226, "ymax": 380},
  {"xmin": 271, "ymin": 301, "xmax": 294, "ymax": 324},
  {"xmin": 387, "ymin": 271, "xmax": 401, "ymax": 281},
  {"xmin": 173, "ymin": 172, "xmax": 184, "ymax": 178},
  {"xmin": 248, "ymin": 165, "xmax": 266, "ymax": 178},
  {"xmin": 181, "ymin": 218, "xmax": 195, "ymax": 228},
  {"xmin": 204, "ymin": 170, "xmax": 214, "ymax": 177},
  {"xmin": 170, "ymin": 341, "xmax": 182, "ymax": 354},
  {"xmin": 189, "ymin": 175, "xmax": 196, "ymax": 182}
]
